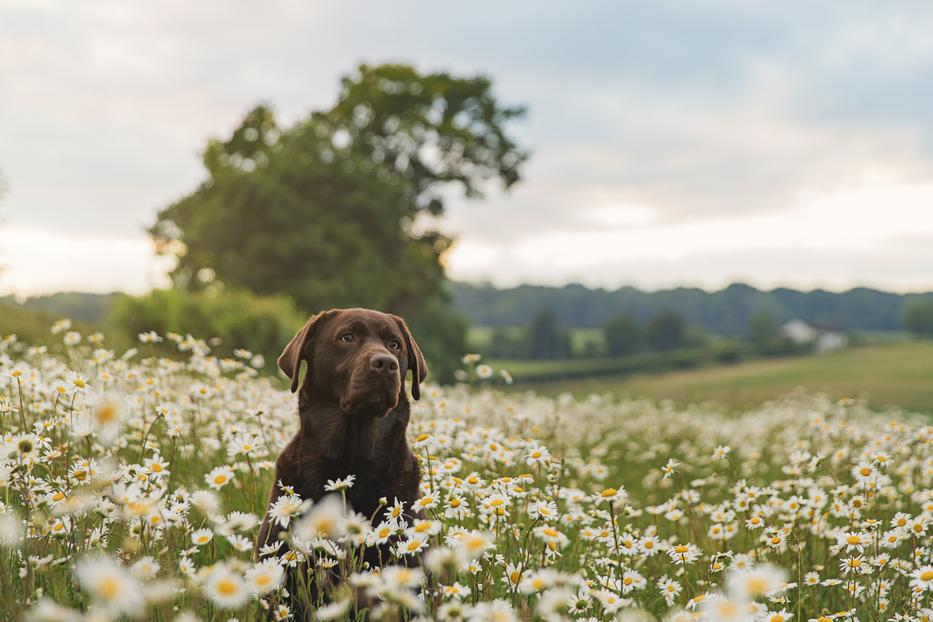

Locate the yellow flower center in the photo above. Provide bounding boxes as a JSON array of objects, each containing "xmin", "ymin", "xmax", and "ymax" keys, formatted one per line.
[
  {"xmin": 216, "ymin": 578, "xmax": 238, "ymax": 596},
  {"xmin": 96, "ymin": 402, "xmax": 118, "ymax": 424},
  {"xmin": 746, "ymin": 577, "xmax": 767, "ymax": 595},
  {"xmin": 98, "ymin": 577, "xmax": 120, "ymax": 600}
]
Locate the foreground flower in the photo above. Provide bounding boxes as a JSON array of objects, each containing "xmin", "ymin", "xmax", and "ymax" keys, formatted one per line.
[
  {"xmin": 294, "ymin": 494, "xmax": 346, "ymax": 540},
  {"xmin": 245, "ymin": 558, "xmax": 285, "ymax": 595},
  {"xmin": 75, "ymin": 556, "xmax": 144, "ymax": 617},
  {"xmin": 727, "ymin": 564, "xmax": 787, "ymax": 601},
  {"xmin": 913, "ymin": 566, "xmax": 933, "ymax": 592},
  {"xmin": 205, "ymin": 465, "xmax": 235, "ymax": 490},
  {"xmin": 91, "ymin": 394, "xmax": 126, "ymax": 443},
  {"xmin": 203, "ymin": 564, "xmax": 249, "ymax": 609},
  {"xmin": 324, "ymin": 475, "xmax": 356, "ymax": 491}
]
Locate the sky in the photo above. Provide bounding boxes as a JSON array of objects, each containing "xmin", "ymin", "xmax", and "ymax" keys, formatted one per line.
[{"xmin": 3, "ymin": 1, "xmax": 933, "ymax": 296}]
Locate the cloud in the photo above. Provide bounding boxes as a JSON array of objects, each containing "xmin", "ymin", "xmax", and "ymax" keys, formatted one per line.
[
  {"xmin": 445, "ymin": 182, "xmax": 933, "ymax": 292},
  {"xmin": 0, "ymin": 226, "xmax": 171, "ymax": 296}
]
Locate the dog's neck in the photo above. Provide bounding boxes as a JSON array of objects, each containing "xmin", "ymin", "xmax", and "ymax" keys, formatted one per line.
[{"xmin": 295, "ymin": 385, "xmax": 410, "ymax": 464}]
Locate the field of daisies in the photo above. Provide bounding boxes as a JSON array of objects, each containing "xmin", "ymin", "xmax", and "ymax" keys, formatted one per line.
[{"xmin": 0, "ymin": 323, "xmax": 931, "ymax": 622}]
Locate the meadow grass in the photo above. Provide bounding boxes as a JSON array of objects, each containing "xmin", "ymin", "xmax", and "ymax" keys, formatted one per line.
[
  {"xmin": 527, "ymin": 342, "xmax": 933, "ymax": 414},
  {"xmin": 0, "ymin": 327, "xmax": 931, "ymax": 621}
]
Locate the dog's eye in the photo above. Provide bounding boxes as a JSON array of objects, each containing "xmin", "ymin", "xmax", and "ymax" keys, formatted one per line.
[
  {"xmin": 339, "ymin": 333, "xmax": 355, "ymax": 343},
  {"xmin": 387, "ymin": 339, "xmax": 401, "ymax": 350}
]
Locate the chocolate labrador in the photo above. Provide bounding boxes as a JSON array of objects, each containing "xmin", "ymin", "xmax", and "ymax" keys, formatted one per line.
[{"xmin": 256, "ymin": 308, "xmax": 426, "ymax": 566}]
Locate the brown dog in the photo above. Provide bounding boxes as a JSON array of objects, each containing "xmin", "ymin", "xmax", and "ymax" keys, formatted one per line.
[{"xmin": 256, "ymin": 308, "xmax": 426, "ymax": 564}]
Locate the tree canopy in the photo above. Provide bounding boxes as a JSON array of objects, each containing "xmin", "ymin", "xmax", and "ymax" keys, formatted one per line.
[
  {"xmin": 645, "ymin": 310, "xmax": 687, "ymax": 351},
  {"xmin": 151, "ymin": 64, "xmax": 526, "ymax": 313},
  {"xmin": 524, "ymin": 309, "xmax": 571, "ymax": 360},
  {"xmin": 604, "ymin": 312, "xmax": 641, "ymax": 356},
  {"xmin": 906, "ymin": 300, "xmax": 933, "ymax": 337},
  {"xmin": 149, "ymin": 64, "xmax": 527, "ymax": 380}
]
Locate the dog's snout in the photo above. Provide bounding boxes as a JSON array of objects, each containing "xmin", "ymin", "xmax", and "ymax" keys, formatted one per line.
[{"xmin": 370, "ymin": 353, "xmax": 399, "ymax": 375}]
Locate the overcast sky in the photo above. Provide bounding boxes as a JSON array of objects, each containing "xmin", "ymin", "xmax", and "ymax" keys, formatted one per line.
[{"xmin": 3, "ymin": 1, "xmax": 933, "ymax": 296}]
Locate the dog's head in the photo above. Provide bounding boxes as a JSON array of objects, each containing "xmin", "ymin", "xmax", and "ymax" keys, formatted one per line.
[{"xmin": 277, "ymin": 308, "xmax": 427, "ymax": 416}]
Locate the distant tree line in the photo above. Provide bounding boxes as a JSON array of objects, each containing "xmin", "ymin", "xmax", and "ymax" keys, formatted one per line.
[
  {"xmin": 479, "ymin": 305, "xmax": 822, "ymax": 361},
  {"xmin": 485, "ymin": 308, "xmax": 704, "ymax": 360},
  {"xmin": 453, "ymin": 282, "xmax": 933, "ymax": 335}
]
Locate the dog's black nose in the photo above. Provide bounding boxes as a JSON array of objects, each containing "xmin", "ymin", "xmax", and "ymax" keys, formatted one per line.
[{"xmin": 370, "ymin": 354, "xmax": 399, "ymax": 375}]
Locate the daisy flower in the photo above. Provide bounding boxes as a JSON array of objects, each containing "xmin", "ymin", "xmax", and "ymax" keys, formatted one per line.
[
  {"xmin": 205, "ymin": 465, "xmax": 235, "ymax": 490},
  {"xmin": 245, "ymin": 559, "xmax": 284, "ymax": 595},
  {"xmin": 324, "ymin": 475, "xmax": 356, "ymax": 491},
  {"xmin": 203, "ymin": 564, "xmax": 249, "ymax": 609},
  {"xmin": 75, "ymin": 556, "xmax": 144, "ymax": 617}
]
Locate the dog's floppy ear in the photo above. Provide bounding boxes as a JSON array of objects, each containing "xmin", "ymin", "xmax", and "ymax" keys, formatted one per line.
[
  {"xmin": 392, "ymin": 316, "xmax": 428, "ymax": 400},
  {"xmin": 278, "ymin": 311, "xmax": 332, "ymax": 393}
]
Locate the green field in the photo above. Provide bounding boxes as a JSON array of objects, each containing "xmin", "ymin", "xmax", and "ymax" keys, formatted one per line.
[{"xmin": 518, "ymin": 341, "xmax": 933, "ymax": 413}]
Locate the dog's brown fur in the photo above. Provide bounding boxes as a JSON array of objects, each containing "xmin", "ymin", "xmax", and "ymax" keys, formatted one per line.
[{"xmin": 256, "ymin": 308, "xmax": 426, "ymax": 566}]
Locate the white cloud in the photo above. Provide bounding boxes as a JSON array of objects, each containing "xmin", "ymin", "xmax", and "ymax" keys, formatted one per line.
[
  {"xmin": 445, "ymin": 182, "xmax": 933, "ymax": 292},
  {"xmin": 0, "ymin": 226, "xmax": 171, "ymax": 296}
]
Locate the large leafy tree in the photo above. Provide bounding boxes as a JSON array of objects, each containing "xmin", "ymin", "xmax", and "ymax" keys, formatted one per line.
[{"xmin": 150, "ymin": 64, "xmax": 527, "ymax": 378}]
